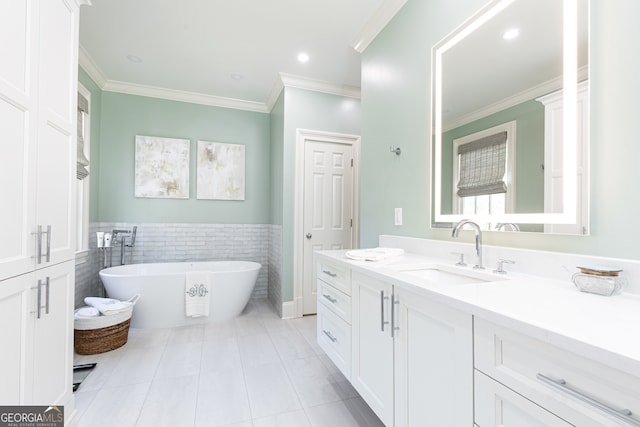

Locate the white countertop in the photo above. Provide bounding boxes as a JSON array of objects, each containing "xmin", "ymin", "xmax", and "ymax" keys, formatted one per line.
[{"xmin": 316, "ymin": 250, "xmax": 640, "ymax": 378}]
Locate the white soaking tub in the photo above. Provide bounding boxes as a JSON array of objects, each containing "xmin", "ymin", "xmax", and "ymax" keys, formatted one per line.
[{"xmin": 99, "ymin": 261, "xmax": 261, "ymax": 328}]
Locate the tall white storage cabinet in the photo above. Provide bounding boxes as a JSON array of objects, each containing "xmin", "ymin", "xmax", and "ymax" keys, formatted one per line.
[{"xmin": 0, "ymin": 0, "xmax": 87, "ymax": 421}]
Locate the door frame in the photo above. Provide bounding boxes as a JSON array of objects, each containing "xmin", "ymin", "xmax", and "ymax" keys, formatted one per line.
[{"xmin": 292, "ymin": 128, "xmax": 361, "ymax": 318}]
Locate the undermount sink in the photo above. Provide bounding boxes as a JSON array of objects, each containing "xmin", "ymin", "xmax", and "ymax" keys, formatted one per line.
[{"xmin": 392, "ymin": 264, "xmax": 508, "ymax": 286}]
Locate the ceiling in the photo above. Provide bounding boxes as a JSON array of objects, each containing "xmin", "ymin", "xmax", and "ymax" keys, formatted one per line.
[
  {"xmin": 439, "ymin": 0, "xmax": 589, "ymax": 130},
  {"xmin": 79, "ymin": 0, "xmax": 405, "ymax": 112}
]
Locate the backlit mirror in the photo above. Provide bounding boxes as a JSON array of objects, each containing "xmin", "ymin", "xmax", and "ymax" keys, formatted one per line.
[{"xmin": 431, "ymin": 0, "xmax": 589, "ymax": 234}]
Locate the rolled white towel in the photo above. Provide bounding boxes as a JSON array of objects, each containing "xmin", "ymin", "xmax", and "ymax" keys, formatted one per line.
[
  {"xmin": 84, "ymin": 297, "xmax": 132, "ymax": 316},
  {"xmin": 345, "ymin": 247, "xmax": 405, "ymax": 261},
  {"xmin": 74, "ymin": 306, "xmax": 100, "ymax": 319}
]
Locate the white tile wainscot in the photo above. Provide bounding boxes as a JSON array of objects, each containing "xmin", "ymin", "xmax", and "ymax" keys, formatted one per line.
[{"xmin": 315, "ymin": 236, "xmax": 640, "ymax": 427}]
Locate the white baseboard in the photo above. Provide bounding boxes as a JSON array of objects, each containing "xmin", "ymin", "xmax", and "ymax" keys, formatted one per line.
[{"xmin": 281, "ymin": 301, "xmax": 297, "ymax": 319}]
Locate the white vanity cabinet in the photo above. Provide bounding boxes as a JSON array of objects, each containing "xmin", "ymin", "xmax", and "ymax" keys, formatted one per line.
[
  {"xmin": 474, "ymin": 318, "xmax": 640, "ymax": 427},
  {"xmin": 317, "ymin": 259, "xmax": 352, "ymax": 378},
  {"xmin": 351, "ymin": 270, "xmax": 473, "ymax": 427},
  {"xmin": 474, "ymin": 370, "xmax": 573, "ymax": 427},
  {"xmin": 0, "ymin": 0, "xmax": 85, "ymax": 420},
  {"xmin": 393, "ymin": 287, "xmax": 473, "ymax": 427},
  {"xmin": 352, "ymin": 272, "xmax": 394, "ymax": 425}
]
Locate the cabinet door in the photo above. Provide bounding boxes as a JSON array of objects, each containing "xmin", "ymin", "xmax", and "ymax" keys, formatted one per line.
[
  {"xmin": 351, "ymin": 272, "xmax": 394, "ymax": 426},
  {"xmin": 394, "ymin": 288, "xmax": 473, "ymax": 427},
  {"xmin": 475, "ymin": 370, "xmax": 574, "ymax": 427},
  {"xmin": 0, "ymin": 0, "xmax": 38, "ymax": 280},
  {"xmin": 0, "ymin": 274, "xmax": 33, "ymax": 404},
  {"xmin": 34, "ymin": 0, "xmax": 79, "ymax": 267},
  {"xmin": 27, "ymin": 261, "xmax": 74, "ymax": 405}
]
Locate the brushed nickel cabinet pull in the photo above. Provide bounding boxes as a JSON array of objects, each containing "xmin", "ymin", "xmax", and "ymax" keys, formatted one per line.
[
  {"xmin": 322, "ymin": 330, "xmax": 337, "ymax": 343},
  {"xmin": 322, "ymin": 270, "xmax": 337, "ymax": 278},
  {"xmin": 537, "ymin": 373, "xmax": 640, "ymax": 426},
  {"xmin": 322, "ymin": 294, "xmax": 337, "ymax": 303}
]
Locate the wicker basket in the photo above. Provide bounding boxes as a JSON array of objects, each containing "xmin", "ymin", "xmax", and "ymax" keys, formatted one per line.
[
  {"xmin": 74, "ymin": 318, "xmax": 131, "ymax": 355},
  {"xmin": 74, "ymin": 295, "xmax": 138, "ymax": 355}
]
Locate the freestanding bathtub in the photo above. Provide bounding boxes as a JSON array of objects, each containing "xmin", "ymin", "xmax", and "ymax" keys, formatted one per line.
[{"xmin": 99, "ymin": 261, "xmax": 261, "ymax": 329}]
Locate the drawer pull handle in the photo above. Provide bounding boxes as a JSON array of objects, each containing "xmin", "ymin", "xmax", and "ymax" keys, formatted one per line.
[
  {"xmin": 536, "ymin": 373, "xmax": 640, "ymax": 426},
  {"xmin": 322, "ymin": 270, "xmax": 337, "ymax": 278},
  {"xmin": 322, "ymin": 294, "xmax": 337, "ymax": 303},
  {"xmin": 322, "ymin": 330, "xmax": 337, "ymax": 343}
]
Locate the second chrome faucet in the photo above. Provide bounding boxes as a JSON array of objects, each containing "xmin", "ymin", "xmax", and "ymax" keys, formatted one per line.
[{"xmin": 451, "ymin": 219, "xmax": 484, "ymax": 269}]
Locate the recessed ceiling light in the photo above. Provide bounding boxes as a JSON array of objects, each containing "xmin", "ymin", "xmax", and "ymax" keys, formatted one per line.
[
  {"xmin": 297, "ymin": 52, "xmax": 309, "ymax": 63},
  {"xmin": 126, "ymin": 54, "xmax": 143, "ymax": 63},
  {"xmin": 230, "ymin": 73, "xmax": 244, "ymax": 80},
  {"xmin": 503, "ymin": 28, "xmax": 519, "ymax": 40}
]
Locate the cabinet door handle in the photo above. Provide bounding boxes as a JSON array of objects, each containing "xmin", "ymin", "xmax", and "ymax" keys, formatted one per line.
[
  {"xmin": 44, "ymin": 276, "xmax": 50, "ymax": 315},
  {"xmin": 322, "ymin": 294, "xmax": 337, "ymax": 303},
  {"xmin": 44, "ymin": 225, "xmax": 51, "ymax": 262},
  {"xmin": 322, "ymin": 330, "xmax": 337, "ymax": 343},
  {"xmin": 35, "ymin": 225, "xmax": 43, "ymax": 264},
  {"xmin": 391, "ymin": 295, "xmax": 399, "ymax": 338},
  {"xmin": 322, "ymin": 270, "xmax": 337, "ymax": 278},
  {"xmin": 536, "ymin": 373, "xmax": 640, "ymax": 426},
  {"xmin": 380, "ymin": 290, "xmax": 390, "ymax": 332},
  {"xmin": 36, "ymin": 279, "xmax": 43, "ymax": 319}
]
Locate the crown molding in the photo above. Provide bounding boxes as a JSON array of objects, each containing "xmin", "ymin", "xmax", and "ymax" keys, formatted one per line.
[
  {"xmin": 79, "ymin": 51, "xmax": 359, "ymax": 113},
  {"xmin": 279, "ymin": 73, "xmax": 361, "ymax": 98},
  {"xmin": 351, "ymin": 0, "xmax": 408, "ymax": 53},
  {"xmin": 78, "ymin": 45, "xmax": 108, "ymax": 88},
  {"xmin": 443, "ymin": 65, "xmax": 590, "ymax": 132},
  {"xmin": 102, "ymin": 80, "xmax": 269, "ymax": 113},
  {"xmin": 265, "ymin": 73, "xmax": 361, "ymax": 112},
  {"xmin": 265, "ymin": 76, "xmax": 285, "ymax": 112}
]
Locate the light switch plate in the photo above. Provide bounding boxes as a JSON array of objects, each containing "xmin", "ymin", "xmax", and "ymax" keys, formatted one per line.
[{"xmin": 395, "ymin": 208, "xmax": 402, "ymax": 226}]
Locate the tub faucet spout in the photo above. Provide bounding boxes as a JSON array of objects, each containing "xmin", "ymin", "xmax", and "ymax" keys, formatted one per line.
[{"xmin": 451, "ymin": 220, "xmax": 484, "ymax": 269}]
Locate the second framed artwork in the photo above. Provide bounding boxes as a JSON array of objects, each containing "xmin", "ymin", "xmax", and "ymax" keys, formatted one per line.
[{"xmin": 196, "ymin": 140, "xmax": 246, "ymax": 200}]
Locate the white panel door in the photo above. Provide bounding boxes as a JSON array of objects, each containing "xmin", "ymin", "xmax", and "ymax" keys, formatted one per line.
[
  {"xmin": 302, "ymin": 141, "xmax": 354, "ymax": 314},
  {"xmin": 27, "ymin": 261, "xmax": 74, "ymax": 405},
  {"xmin": 394, "ymin": 287, "xmax": 473, "ymax": 427},
  {"xmin": 0, "ymin": 273, "xmax": 32, "ymax": 404},
  {"xmin": 35, "ymin": 0, "xmax": 78, "ymax": 267},
  {"xmin": 351, "ymin": 272, "xmax": 394, "ymax": 426},
  {"xmin": 0, "ymin": 0, "xmax": 38, "ymax": 280}
]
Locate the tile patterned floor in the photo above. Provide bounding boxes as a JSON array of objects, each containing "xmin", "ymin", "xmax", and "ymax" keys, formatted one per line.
[{"xmin": 73, "ymin": 299, "xmax": 384, "ymax": 427}]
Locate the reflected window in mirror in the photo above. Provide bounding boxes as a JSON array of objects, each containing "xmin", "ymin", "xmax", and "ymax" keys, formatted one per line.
[{"xmin": 452, "ymin": 122, "xmax": 516, "ymax": 225}]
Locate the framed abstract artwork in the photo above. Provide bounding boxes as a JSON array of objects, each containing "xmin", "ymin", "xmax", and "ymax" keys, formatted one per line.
[
  {"xmin": 134, "ymin": 135, "xmax": 190, "ymax": 199},
  {"xmin": 196, "ymin": 140, "xmax": 245, "ymax": 200}
]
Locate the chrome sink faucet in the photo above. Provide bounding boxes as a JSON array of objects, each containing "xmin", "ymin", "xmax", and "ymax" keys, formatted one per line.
[{"xmin": 451, "ymin": 220, "xmax": 484, "ymax": 269}]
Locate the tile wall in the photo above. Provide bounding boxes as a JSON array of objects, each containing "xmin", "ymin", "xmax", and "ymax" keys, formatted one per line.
[{"xmin": 75, "ymin": 223, "xmax": 282, "ymax": 310}]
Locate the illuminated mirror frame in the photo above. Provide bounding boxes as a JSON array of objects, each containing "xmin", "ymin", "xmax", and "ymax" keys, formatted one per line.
[{"xmin": 432, "ymin": 0, "xmax": 579, "ymax": 225}]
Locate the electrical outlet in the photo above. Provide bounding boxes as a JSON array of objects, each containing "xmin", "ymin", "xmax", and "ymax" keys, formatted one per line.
[{"xmin": 395, "ymin": 208, "xmax": 403, "ymax": 226}]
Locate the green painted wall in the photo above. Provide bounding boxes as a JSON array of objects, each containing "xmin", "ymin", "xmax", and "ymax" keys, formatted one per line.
[
  {"xmin": 441, "ymin": 99, "xmax": 544, "ymax": 215},
  {"xmin": 280, "ymin": 87, "xmax": 361, "ymax": 301},
  {"xmin": 270, "ymin": 92, "xmax": 285, "ymax": 226},
  {"xmin": 98, "ymin": 92, "xmax": 270, "ymax": 223},
  {"xmin": 361, "ymin": 0, "xmax": 640, "ymax": 259},
  {"xmin": 78, "ymin": 68, "xmax": 102, "ymax": 222}
]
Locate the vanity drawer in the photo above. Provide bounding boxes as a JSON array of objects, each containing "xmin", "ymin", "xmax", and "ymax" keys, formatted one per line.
[
  {"xmin": 475, "ymin": 370, "xmax": 573, "ymax": 427},
  {"xmin": 475, "ymin": 318, "xmax": 640, "ymax": 427},
  {"xmin": 317, "ymin": 259, "xmax": 351, "ymax": 295},
  {"xmin": 317, "ymin": 306, "xmax": 351, "ymax": 379},
  {"xmin": 317, "ymin": 279, "xmax": 351, "ymax": 323}
]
